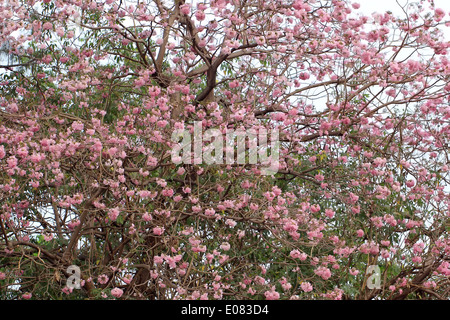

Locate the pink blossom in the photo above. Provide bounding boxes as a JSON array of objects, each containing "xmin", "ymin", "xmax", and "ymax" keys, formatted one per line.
[
  {"xmin": 195, "ymin": 10, "xmax": 206, "ymax": 21},
  {"xmin": 111, "ymin": 287, "xmax": 124, "ymax": 298},
  {"xmin": 435, "ymin": 8, "xmax": 445, "ymax": 21},
  {"xmin": 7, "ymin": 156, "xmax": 18, "ymax": 169},
  {"xmin": 413, "ymin": 242, "xmax": 425, "ymax": 254},
  {"xmin": 225, "ymin": 219, "xmax": 237, "ymax": 227},
  {"xmin": 154, "ymin": 256, "xmax": 164, "ymax": 264},
  {"xmin": 264, "ymin": 288, "xmax": 280, "ymax": 300},
  {"xmin": 71, "ymin": 121, "xmax": 84, "ymax": 131},
  {"xmin": 43, "ymin": 22, "xmax": 53, "ymax": 30},
  {"xmin": 299, "ymin": 72, "xmax": 310, "ymax": 80},
  {"xmin": 142, "ymin": 212, "xmax": 152, "ymax": 221},
  {"xmin": 161, "ymin": 188, "xmax": 174, "ymax": 197},
  {"xmin": 406, "ymin": 179, "xmax": 415, "ymax": 187},
  {"xmin": 348, "ymin": 192, "xmax": 359, "ymax": 204},
  {"xmin": 98, "ymin": 274, "xmax": 109, "ymax": 284},
  {"xmin": 62, "ymin": 286, "xmax": 73, "ymax": 295},
  {"xmin": 180, "ymin": 4, "xmax": 191, "ymax": 15},
  {"xmin": 301, "ymin": 282, "xmax": 313, "ymax": 292},
  {"xmin": 22, "ymin": 292, "xmax": 32, "ymax": 300},
  {"xmin": 314, "ymin": 266, "xmax": 332, "ymax": 280},
  {"xmin": 381, "ymin": 240, "xmax": 390, "ymax": 246},
  {"xmin": 325, "ymin": 209, "xmax": 335, "ymax": 218},
  {"xmin": 220, "ymin": 242, "xmax": 231, "ymax": 251},
  {"xmin": 412, "ymin": 256, "xmax": 422, "ymax": 263},
  {"xmin": 148, "ymin": 86, "xmax": 161, "ymax": 96},
  {"xmin": 182, "ymin": 187, "xmax": 191, "ymax": 194},
  {"xmin": 108, "ymin": 208, "xmax": 120, "ymax": 221},
  {"xmin": 219, "ymin": 255, "xmax": 229, "ymax": 264},
  {"xmin": 349, "ymin": 268, "xmax": 359, "ymax": 276},
  {"xmin": 290, "ymin": 249, "xmax": 303, "ymax": 259}
]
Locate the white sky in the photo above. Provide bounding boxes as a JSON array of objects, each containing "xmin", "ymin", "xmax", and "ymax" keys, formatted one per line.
[{"xmin": 358, "ymin": 0, "xmax": 450, "ymax": 40}]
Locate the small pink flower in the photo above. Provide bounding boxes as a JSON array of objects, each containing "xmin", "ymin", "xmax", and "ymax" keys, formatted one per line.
[
  {"xmin": 148, "ymin": 86, "xmax": 161, "ymax": 97},
  {"xmin": 325, "ymin": 209, "xmax": 335, "ymax": 218},
  {"xmin": 98, "ymin": 274, "xmax": 109, "ymax": 285},
  {"xmin": 7, "ymin": 156, "xmax": 18, "ymax": 169},
  {"xmin": 62, "ymin": 286, "xmax": 73, "ymax": 295},
  {"xmin": 406, "ymin": 179, "xmax": 415, "ymax": 187},
  {"xmin": 180, "ymin": 4, "xmax": 191, "ymax": 15},
  {"xmin": 143, "ymin": 212, "xmax": 152, "ymax": 221},
  {"xmin": 154, "ymin": 256, "xmax": 164, "ymax": 264},
  {"xmin": 381, "ymin": 240, "xmax": 390, "ymax": 246},
  {"xmin": 111, "ymin": 287, "xmax": 123, "ymax": 298},
  {"xmin": 299, "ymin": 72, "xmax": 310, "ymax": 80},
  {"xmin": 161, "ymin": 188, "xmax": 174, "ymax": 197},
  {"xmin": 314, "ymin": 266, "xmax": 332, "ymax": 280},
  {"xmin": 108, "ymin": 208, "xmax": 120, "ymax": 221},
  {"xmin": 290, "ymin": 249, "xmax": 307, "ymax": 260},
  {"xmin": 301, "ymin": 282, "xmax": 313, "ymax": 292},
  {"xmin": 182, "ymin": 187, "xmax": 191, "ymax": 194},
  {"xmin": 22, "ymin": 292, "xmax": 32, "ymax": 300},
  {"xmin": 153, "ymin": 227, "xmax": 164, "ymax": 235},
  {"xmin": 123, "ymin": 274, "xmax": 132, "ymax": 284},
  {"xmin": 225, "ymin": 219, "xmax": 237, "ymax": 227},
  {"xmin": 349, "ymin": 268, "xmax": 359, "ymax": 276},
  {"xmin": 290, "ymin": 249, "xmax": 301, "ymax": 259},
  {"xmin": 71, "ymin": 121, "xmax": 84, "ymax": 131},
  {"xmin": 264, "ymin": 288, "xmax": 280, "ymax": 300},
  {"xmin": 195, "ymin": 10, "xmax": 205, "ymax": 21},
  {"xmin": 43, "ymin": 22, "xmax": 53, "ymax": 30}
]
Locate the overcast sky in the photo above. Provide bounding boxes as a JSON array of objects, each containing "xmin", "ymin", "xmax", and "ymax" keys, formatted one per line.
[{"xmin": 358, "ymin": 0, "xmax": 450, "ymax": 39}]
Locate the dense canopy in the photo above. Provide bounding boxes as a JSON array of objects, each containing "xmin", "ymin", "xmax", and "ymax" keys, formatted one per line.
[{"xmin": 0, "ymin": 0, "xmax": 450, "ymax": 300}]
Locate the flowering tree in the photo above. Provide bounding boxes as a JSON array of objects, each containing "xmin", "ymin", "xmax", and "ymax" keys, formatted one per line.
[{"xmin": 1, "ymin": 0, "xmax": 450, "ymax": 300}]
